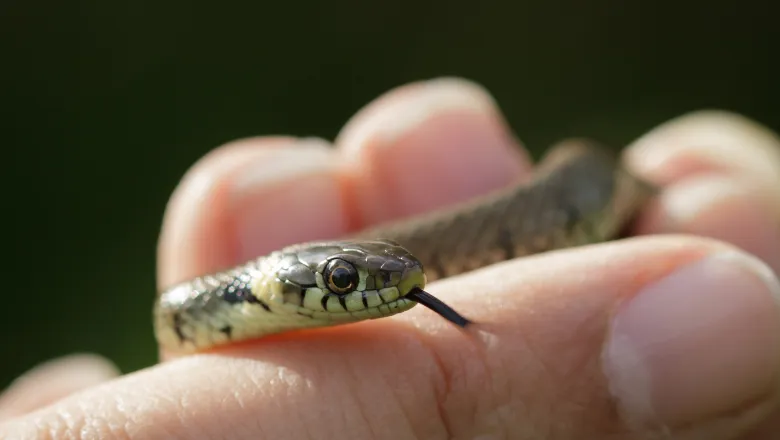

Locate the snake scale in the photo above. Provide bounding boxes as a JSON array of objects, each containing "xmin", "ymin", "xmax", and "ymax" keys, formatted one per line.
[{"xmin": 154, "ymin": 139, "xmax": 656, "ymax": 353}]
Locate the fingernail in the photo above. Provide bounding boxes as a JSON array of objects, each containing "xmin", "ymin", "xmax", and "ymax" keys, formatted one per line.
[
  {"xmin": 660, "ymin": 176, "xmax": 742, "ymax": 225},
  {"xmin": 626, "ymin": 110, "xmax": 780, "ymax": 186},
  {"xmin": 230, "ymin": 139, "xmax": 348, "ymax": 260},
  {"xmin": 230, "ymin": 137, "xmax": 333, "ymax": 192},
  {"xmin": 604, "ymin": 251, "xmax": 780, "ymax": 427},
  {"xmin": 337, "ymin": 78, "xmax": 529, "ymax": 224},
  {"xmin": 340, "ymin": 78, "xmax": 502, "ymax": 146}
]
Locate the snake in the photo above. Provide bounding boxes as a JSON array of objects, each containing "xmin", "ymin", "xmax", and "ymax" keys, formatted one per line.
[{"xmin": 154, "ymin": 138, "xmax": 657, "ymax": 354}]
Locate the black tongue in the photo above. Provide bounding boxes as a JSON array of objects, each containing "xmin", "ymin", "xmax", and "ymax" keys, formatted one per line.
[{"xmin": 405, "ymin": 288, "xmax": 471, "ymax": 328}]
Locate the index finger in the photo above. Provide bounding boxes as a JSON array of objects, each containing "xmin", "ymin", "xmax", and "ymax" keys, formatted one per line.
[{"xmin": 157, "ymin": 78, "xmax": 529, "ymax": 289}]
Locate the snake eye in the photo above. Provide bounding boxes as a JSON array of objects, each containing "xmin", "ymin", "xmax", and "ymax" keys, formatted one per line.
[{"xmin": 324, "ymin": 259, "xmax": 359, "ymax": 294}]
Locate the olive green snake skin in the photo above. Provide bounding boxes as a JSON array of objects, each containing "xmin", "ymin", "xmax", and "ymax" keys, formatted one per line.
[{"xmin": 154, "ymin": 139, "xmax": 657, "ymax": 353}]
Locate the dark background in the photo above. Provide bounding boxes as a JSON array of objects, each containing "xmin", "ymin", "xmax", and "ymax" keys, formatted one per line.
[{"xmin": 2, "ymin": 1, "xmax": 778, "ymax": 386}]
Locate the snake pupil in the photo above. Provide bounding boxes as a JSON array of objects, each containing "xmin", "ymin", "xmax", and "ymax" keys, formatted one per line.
[
  {"xmin": 324, "ymin": 259, "xmax": 359, "ymax": 294},
  {"xmin": 331, "ymin": 268, "xmax": 353, "ymax": 289}
]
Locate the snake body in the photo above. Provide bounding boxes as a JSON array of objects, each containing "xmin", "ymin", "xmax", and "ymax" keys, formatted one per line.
[{"xmin": 154, "ymin": 139, "xmax": 656, "ymax": 353}]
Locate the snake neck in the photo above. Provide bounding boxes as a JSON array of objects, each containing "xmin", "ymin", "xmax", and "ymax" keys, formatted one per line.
[{"xmin": 154, "ymin": 255, "xmax": 324, "ymax": 353}]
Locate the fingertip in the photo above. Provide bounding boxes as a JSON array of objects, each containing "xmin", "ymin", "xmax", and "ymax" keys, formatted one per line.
[
  {"xmin": 626, "ymin": 109, "xmax": 780, "ymax": 188},
  {"xmin": 604, "ymin": 248, "xmax": 780, "ymax": 434},
  {"xmin": 157, "ymin": 137, "xmax": 349, "ymax": 289},
  {"xmin": 336, "ymin": 77, "xmax": 532, "ymax": 226},
  {"xmin": 337, "ymin": 77, "xmax": 502, "ymax": 149}
]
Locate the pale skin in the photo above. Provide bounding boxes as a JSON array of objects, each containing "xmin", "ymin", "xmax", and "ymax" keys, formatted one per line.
[{"xmin": 2, "ymin": 78, "xmax": 780, "ymax": 439}]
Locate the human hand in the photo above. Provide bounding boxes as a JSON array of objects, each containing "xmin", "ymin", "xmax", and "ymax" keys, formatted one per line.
[{"xmin": 3, "ymin": 78, "xmax": 780, "ymax": 439}]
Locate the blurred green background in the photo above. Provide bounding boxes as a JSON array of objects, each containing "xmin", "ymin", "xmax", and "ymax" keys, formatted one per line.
[{"xmin": 2, "ymin": 1, "xmax": 778, "ymax": 386}]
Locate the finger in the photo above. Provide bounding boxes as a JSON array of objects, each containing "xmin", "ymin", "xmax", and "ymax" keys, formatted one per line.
[
  {"xmin": 157, "ymin": 136, "xmax": 349, "ymax": 288},
  {"xmin": 634, "ymin": 174, "xmax": 780, "ymax": 274},
  {"xmin": 9, "ymin": 237, "xmax": 780, "ymax": 439},
  {"xmin": 336, "ymin": 77, "xmax": 532, "ymax": 226},
  {"xmin": 626, "ymin": 111, "xmax": 780, "ymax": 273},
  {"xmin": 158, "ymin": 78, "xmax": 530, "ymax": 288},
  {"xmin": 628, "ymin": 110, "xmax": 780, "ymax": 192},
  {"xmin": 422, "ymin": 236, "xmax": 780, "ymax": 439},
  {"xmin": 0, "ymin": 354, "xmax": 119, "ymax": 420}
]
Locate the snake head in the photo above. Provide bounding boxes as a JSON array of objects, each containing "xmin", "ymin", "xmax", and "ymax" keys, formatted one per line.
[
  {"xmin": 271, "ymin": 239, "xmax": 426, "ymax": 320},
  {"xmin": 272, "ymin": 239, "xmax": 469, "ymax": 327}
]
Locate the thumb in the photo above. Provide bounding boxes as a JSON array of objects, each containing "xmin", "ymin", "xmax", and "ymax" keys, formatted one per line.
[{"xmin": 421, "ymin": 235, "xmax": 780, "ymax": 439}]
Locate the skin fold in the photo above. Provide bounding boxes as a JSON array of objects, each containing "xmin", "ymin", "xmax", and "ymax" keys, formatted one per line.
[{"xmin": 2, "ymin": 78, "xmax": 780, "ymax": 439}]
